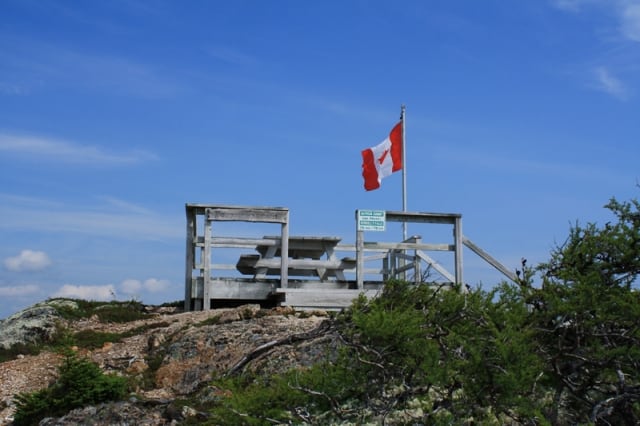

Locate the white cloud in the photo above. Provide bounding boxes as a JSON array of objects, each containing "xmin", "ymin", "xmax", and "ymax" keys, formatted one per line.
[
  {"xmin": 120, "ymin": 279, "xmax": 142, "ymax": 295},
  {"xmin": 0, "ymin": 133, "xmax": 157, "ymax": 165},
  {"xmin": 552, "ymin": 1, "xmax": 639, "ymax": 98},
  {"xmin": 620, "ymin": 3, "xmax": 640, "ymax": 41},
  {"xmin": 0, "ymin": 36, "xmax": 184, "ymax": 99},
  {"xmin": 0, "ymin": 284, "xmax": 39, "ymax": 297},
  {"xmin": 120, "ymin": 278, "xmax": 170, "ymax": 295},
  {"xmin": 433, "ymin": 141, "xmax": 632, "ymax": 187},
  {"xmin": 53, "ymin": 284, "xmax": 116, "ymax": 301},
  {"xmin": 0, "ymin": 193, "xmax": 182, "ymax": 241},
  {"xmin": 97, "ymin": 196, "xmax": 154, "ymax": 215},
  {"xmin": 551, "ymin": 0, "xmax": 590, "ymax": 12},
  {"xmin": 0, "ymin": 82, "xmax": 29, "ymax": 95},
  {"xmin": 205, "ymin": 46, "xmax": 258, "ymax": 66},
  {"xmin": 553, "ymin": 0, "xmax": 640, "ymax": 43},
  {"xmin": 593, "ymin": 66, "xmax": 628, "ymax": 99},
  {"xmin": 50, "ymin": 277, "xmax": 170, "ymax": 304},
  {"xmin": 142, "ymin": 278, "xmax": 170, "ymax": 293},
  {"xmin": 4, "ymin": 250, "xmax": 52, "ymax": 272}
]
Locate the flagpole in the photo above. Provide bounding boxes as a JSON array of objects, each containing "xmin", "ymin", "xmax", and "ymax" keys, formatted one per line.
[{"xmin": 401, "ymin": 104, "xmax": 407, "ymax": 241}]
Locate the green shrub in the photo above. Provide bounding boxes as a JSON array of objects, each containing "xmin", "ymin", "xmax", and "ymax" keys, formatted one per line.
[
  {"xmin": 206, "ymin": 280, "xmax": 544, "ymax": 424},
  {"xmin": 93, "ymin": 301, "xmax": 148, "ymax": 323},
  {"xmin": 13, "ymin": 349, "xmax": 128, "ymax": 425},
  {"xmin": 71, "ymin": 330, "xmax": 123, "ymax": 350},
  {"xmin": 0, "ymin": 322, "xmax": 69, "ymax": 363},
  {"xmin": 0, "ymin": 343, "xmax": 41, "ymax": 363},
  {"xmin": 125, "ymin": 321, "xmax": 171, "ymax": 335},
  {"xmin": 195, "ymin": 315, "xmax": 221, "ymax": 327},
  {"xmin": 159, "ymin": 300, "xmax": 184, "ymax": 308},
  {"xmin": 53, "ymin": 299, "xmax": 149, "ymax": 323},
  {"xmin": 208, "ymin": 373, "xmax": 312, "ymax": 425}
]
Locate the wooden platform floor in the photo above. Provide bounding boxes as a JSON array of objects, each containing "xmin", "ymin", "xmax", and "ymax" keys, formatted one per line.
[{"xmin": 189, "ymin": 277, "xmax": 386, "ymax": 311}]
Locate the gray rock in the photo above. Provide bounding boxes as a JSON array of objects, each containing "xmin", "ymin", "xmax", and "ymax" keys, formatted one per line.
[
  {"xmin": 38, "ymin": 401, "xmax": 170, "ymax": 426},
  {"xmin": 0, "ymin": 300, "xmax": 76, "ymax": 349}
]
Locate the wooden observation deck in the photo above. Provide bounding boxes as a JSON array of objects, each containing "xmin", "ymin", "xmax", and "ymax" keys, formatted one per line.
[{"xmin": 184, "ymin": 204, "xmax": 517, "ymax": 311}]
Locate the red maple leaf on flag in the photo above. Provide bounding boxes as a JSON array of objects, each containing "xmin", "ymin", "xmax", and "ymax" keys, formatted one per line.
[{"xmin": 378, "ymin": 149, "xmax": 389, "ymax": 165}]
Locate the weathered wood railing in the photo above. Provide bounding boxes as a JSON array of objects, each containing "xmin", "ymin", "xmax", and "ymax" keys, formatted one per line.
[
  {"xmin": 185, "ymin": 204, "xmax": 517, "ymax": 311},
  {"xmin": 355, "ymin": 210, "xmax": 464, "ymax": 289},
  {"xmin": 184, "ymin": 204, "xmax": 289, "ymax": 311},
  {"xmin": 332, "ymin": 236, "xmax": 456, "ymax": 284}
]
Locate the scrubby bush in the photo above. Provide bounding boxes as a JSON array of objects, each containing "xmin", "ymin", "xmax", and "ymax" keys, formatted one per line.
[
  {"xmin": 207, "ymin": 281, "xmax": 543, "ymax": 424},
  {"xmin": 524, "ymin": 197, "xmax": 640, "ymax": 424},
  {"xmin": 13, "ymin": 349, "xmax": 128, "ymax": 425},
  {"xmin": 53, "ymin": 299, "xmax": 149, "ymax": 323},
  {"xmin": 0, "ymin": 342, "xmax": 41, "ymax": 363},
  {"xmin": 207, "ymin": 197, "xmax": 640, "ymax": 424}
]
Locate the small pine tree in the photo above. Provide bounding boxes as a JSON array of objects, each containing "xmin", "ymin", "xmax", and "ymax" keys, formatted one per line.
[{"xmin": 13, "ymin": 349, "xmax": 128, "ymax": 425}]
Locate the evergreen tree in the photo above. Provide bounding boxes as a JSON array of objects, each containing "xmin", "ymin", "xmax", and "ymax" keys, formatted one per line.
[
  {"xmin": 13, "ymin": 349, "xmax": 128, "ymax": 425},
  {"xmin": 525, "ymin": 197, "xmax": 640, "ymax": 424}
]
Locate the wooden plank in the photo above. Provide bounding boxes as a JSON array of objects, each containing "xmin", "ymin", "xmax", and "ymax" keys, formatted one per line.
[
  {"xmin": 416, "ymin": 251, "xmax": 456, "ymax": 282},
  {"xmin": 394, "ymin": 262, "xmax": 417, "ymax": 275},
  {"xmin": 391, "ymin": 252, "xmax": 416, "ymax": 262},
  {"xmin": 356, "ymin": 229, "xmax": 364, "ymax": 289},
  {"xmin": 364, "ymin": 267, "xmax": 387, "ymax": 274},
  {"xmin": 209, "ymin": 280, "xmax": 275, "ymax": 299},
  {"xmin": 189, "ymin": 277, "xmax": 203, "ymax": 298},
  {"xmin": 280, "ymin": 220, "xmax": 289, "ymax": 288},
  {"xmin": 364, "ymin": 241, "xmax": 454, "ymax": 251},
  {"xmin": 362, "ymin": 253, "xmax": 388, "ymax": 262},
  {"xmin": 385, "ymin": 210, "xmax": 461, "ymax": 225},
  {"xmin": 462, "ymin": 236, "xmax": 518, "ymax": 283},
  {"xmin": 236, "ymin": 255, "xmax": 313, "ymax": 276},
  {"xmin": 236, "ymin": 255, "xmax": 356, "ymax": 277},
  {"xmin": 256, "ymin": 236, "xmax": 342, "ymax": 258},
  {"xmin": 278, "ymin": 288, "xmax": 380, "ymax": 308},
  {"xmin": 188, "ymin": 203, "xmax": 286, "ymax": 214},
  {"xmin": 190, "ymin": 277, "xmax": 276, "ymax": 299},
  {"xmin": 454, "ymin": 216, "xmax": 463, "ymax": 284},
  {"xmin": 278, "ymin": 282, "xmax": 353, "ymax": 290},
  {"xmin": 210, "ymin": 264, "xmax": 237, "ymax": 270},
  {"xmin": 206, "ymin": 207, "xmax": 288, "ymax": 223},
  {"xmin": 202, "ymin": 218, "xmax": 212, "ymax": 310},
  {"xmin": 263, "ymin": 235, "xmax": 341, "ymax": 244},
  {"xmin": 196, "ymin": 237, "xmax": 281, "ymax": 248}
]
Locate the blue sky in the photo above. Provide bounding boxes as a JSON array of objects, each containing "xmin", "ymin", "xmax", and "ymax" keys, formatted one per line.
[{"xmin": 1, "ymin": 0, "xmax": 639, "ymax": 319}]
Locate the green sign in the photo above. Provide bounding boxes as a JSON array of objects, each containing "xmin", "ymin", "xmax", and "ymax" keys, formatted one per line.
[{"xmin": 358, "ymin": 209, "xmax": 386, "ymax": 231}]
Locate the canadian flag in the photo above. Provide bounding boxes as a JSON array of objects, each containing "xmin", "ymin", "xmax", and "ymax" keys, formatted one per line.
[{"xmin": 361, "ymin": 121, "xmax": 403, "ymax": 191}]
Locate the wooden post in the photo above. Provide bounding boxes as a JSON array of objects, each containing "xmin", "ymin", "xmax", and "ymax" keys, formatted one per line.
[
  {"xmin": 280, "ymin": 212, "xmax": 289, "ymax": 289},
  {"xmin": 356, "ymin": 230, "xmax": 364, "ymax": 289},
  {"xmin": 203, "ymin": 216, "xmax": 212, "ymax": 310},
  {"xmin": 414, "ymin": 236, "xmax": 421, "ymax": 284},
  {"xmin": 184, "ymin": 206, "xmax": 195, "ymax": 312},
  {"xmin": 454, "ymin": 215, "xmax": 463, "ymax": 285}
]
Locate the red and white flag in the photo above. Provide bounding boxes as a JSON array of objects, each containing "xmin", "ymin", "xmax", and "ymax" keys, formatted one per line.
[{"xmin": 361, "ymin": 121, "xmax": 403, "ymax": 191}]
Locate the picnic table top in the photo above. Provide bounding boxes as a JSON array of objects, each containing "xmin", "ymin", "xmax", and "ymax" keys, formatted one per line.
[{"xmin": 256, "ymin": 235, "xmax": 342, "ymax": 259}]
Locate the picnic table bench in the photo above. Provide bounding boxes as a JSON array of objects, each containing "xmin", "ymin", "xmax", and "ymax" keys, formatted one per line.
[{"xmin": 236, "ymin": 235, "xmax": 355, "ymax": 281}]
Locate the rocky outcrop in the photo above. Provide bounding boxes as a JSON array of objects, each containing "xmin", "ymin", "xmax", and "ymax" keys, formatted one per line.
[
  {"xmin": 0, "ymin": 302, "xmax": 337, "ymax": 425},
  {"xmin": 37, "ymin": 399, "xmax": 169, "ymax": 426},
  {"xmin": 153, "ymin": 311, "xmax": 336, "ymax": 395},
  {"xmin": 0, "ymin": 300, "xmax": 77, "ymax": 350}
]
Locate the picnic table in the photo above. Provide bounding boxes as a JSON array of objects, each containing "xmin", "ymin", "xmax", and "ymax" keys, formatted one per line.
[{"xmin": 236, "ymin": 235, "xmax": 355, "ymax": 281}]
